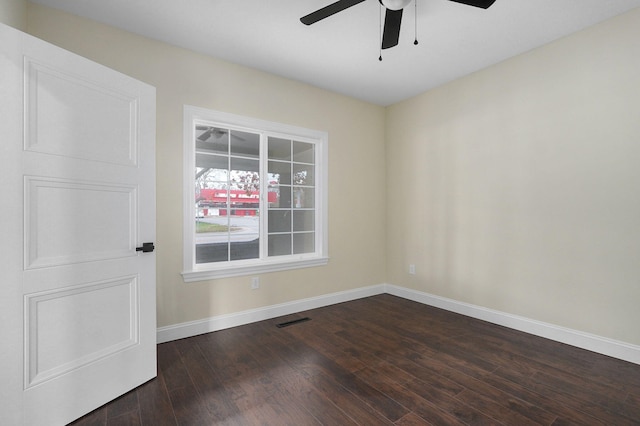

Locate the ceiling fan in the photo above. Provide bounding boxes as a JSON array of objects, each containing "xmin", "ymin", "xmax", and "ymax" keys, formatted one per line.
[
  {"xmin": 196, "ymin": 126, "xmax": 248, "ymax": 141},
  {"xmin": 301, "ymin": 0, "xmax": 497, "ymax": 50}
]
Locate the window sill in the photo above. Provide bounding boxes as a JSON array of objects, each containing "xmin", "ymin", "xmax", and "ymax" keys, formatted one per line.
[{"xmin": 181, "ymin": 256, "xmax": 329, "ymax": 282}]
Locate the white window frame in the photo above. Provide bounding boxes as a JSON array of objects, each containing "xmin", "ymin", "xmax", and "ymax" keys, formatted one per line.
[{"xmin": 182, "ymin": 105, "xmax": 329, "ymax": 282}]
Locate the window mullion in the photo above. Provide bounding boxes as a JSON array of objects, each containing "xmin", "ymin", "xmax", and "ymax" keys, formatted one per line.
[
  {"xmin": 226, "ymin": 132, "xmax": 231, "ymax": 262},
  {"xmin": 290, "ymin": 155, "xmax": 294, "ymax": 255},
  {"xmin": 259, "ymin": 133, "xmax": 268, "ymax": 260}
]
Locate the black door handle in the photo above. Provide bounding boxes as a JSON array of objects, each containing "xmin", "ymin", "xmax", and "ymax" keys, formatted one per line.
[{"xmin": 136, "ymin": 242, "xmax": 155, "ymax": 253}]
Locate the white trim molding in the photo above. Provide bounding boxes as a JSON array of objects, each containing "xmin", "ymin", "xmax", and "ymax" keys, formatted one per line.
[
  {"xmin": 385, "ymin": 284, "xmax": 640, "ymax": 366},
  {"xmin": 156, "ymin": 284, "xmax": 385, "ymax": 344},
  {"xmin": 156, "ymin": 283, "xmax": 640, "ymax": 365}
]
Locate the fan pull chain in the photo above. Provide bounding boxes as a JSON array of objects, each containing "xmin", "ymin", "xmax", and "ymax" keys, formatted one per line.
[
  {"xmin": 379, "ymin": 2, "xmax": 383, "ymax": 61},
  {"xmin": 414, "ymin": 0, "xmax": 419, "ymax": 45}
]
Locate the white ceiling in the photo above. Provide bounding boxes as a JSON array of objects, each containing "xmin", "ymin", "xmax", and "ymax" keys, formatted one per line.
[{"xmin": 31, "ymin": 0, "xmax": 640, "ymax": 106}]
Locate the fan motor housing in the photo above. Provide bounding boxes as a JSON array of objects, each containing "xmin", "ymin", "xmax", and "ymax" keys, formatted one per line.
[{"xmin": 379, "ymin": 0, "xmax": 412, "ymax": 11}]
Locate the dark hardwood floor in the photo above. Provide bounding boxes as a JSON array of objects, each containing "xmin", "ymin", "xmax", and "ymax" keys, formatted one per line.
[{"xmin": 70, "ymin": 294, "xmax": 640, "ymax": 425}]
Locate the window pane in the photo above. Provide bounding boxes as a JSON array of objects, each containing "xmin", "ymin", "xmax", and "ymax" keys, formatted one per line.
[
  {"xmin": 268, "ymin": 234, "xmax": 291, "ymax": 257},
  {"xmin": 268, "ymin": 137, "xmax": 291, "ymax": 160},
  {"xmin": 268, "ymin": 161, "xmax": 291, "ymax": 185},
  {"xmin": 196, "ymin": 130, "xmax": 260, "ymax": 264},
  {"xmin": 231, "ymin": 157, "xmax": 259, "ymax": 173},
  {"xmin": 293, "ymin": 164, "xmax": 314, "ymax": 186},
  {"xmin": 293, "ymin": 210, "xmax": 314, "ymax": 232},
  {"xmin": 197, "ymin": 176, "xmax": 228, "ymax": 192},
  {"xmin": 197, "ymin": 211, "xmax": 260, "ymax": 262},
  {"xmin": 230, "ymin": 130, "xmax": 260, "ymax": 157},
  {"xmin": 229, "ymin": 212, "xmax": 260, "ymax": 261},
  {"xmin": 268, "ymin": 210, "xmax": 291, "ymax": 233},
  {"xmin": 196, "ymin": 153, "xmax": 227, "ymax": 171},
  {"xmin": 197, "ymin": 191, "xmax": 228, "ymax": 217},
  {"xmin": 267, "ymin": 185, "xmax": 291, "ymax": 208},
  {"xmin": 230, "ymin": 240, "xmax": 259, "ymax": 261},
  {"xmin": 196, "ymin": 242, "xmax": 229, "ymax": 263},
  {"xmin": 230, "ymin": 159, "xmax": 260, "ymax": 198},
  {"xmin": 196, "ymin": 126, "xmax": 228, "ymax": 154},
  {"xmin": 293, "ymin": 233, "xmax": 315, "ymax": 254},
  {"xmin": 293, "ymin": 187, "xmax": 314, "ymax": 208},
  {"xmin": 196, "ymin": 206, "xmax": 231, "ymax": 264},
  {"xmin": 293, "ymin": 141, "xmax": 314, "ymax": 163}
]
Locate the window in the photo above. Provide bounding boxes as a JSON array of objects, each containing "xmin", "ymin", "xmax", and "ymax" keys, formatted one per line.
[{"xmin": 182, "ymin": 106, "xmax": 328, "ymax": 281}]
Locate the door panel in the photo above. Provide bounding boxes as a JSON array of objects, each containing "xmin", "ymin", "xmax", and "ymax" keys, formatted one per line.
[
  {"xmin": 24, "ymin": 177, "xmax": 137, "ymax": 268},
  {"xmin": 0, "ymin": 23, "xmax": 156, "ymax": 426},
  {"xmin": 25, "ymin": 275, "xmax": 139, "ymax": 387},
  {"xmin": 25, "ymin": 58, "xmax": 139, "ymax": 166}
]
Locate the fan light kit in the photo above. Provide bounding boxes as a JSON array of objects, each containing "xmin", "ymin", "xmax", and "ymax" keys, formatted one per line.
[
  {"xmin": 380, "ymin": 0, "xmax": 412, "ymax": 10},
  {"xmin": 301, "ymin": 0, "xmax": 497, "ymax": 58}
]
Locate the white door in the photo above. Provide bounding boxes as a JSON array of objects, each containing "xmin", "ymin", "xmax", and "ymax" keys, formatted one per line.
[{"xmin": 0, "ymin": 23, "xmax": 156, "ymax": 426}]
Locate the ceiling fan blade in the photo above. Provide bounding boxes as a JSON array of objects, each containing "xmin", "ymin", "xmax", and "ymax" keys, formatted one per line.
[
  {"xmin": 197, "ymin": 128, "xmax": 214, "ymax": 141},
  {"xmin": 448, "ymin": 0, "xmax": 496, "ymax": 9},
  {"xmin": 381, "ymin": 8, "xmax": 403, "ymax": 49},
  {"xmin": 301, "ymin": 0, "xmax": 367, "ymax": 25}
]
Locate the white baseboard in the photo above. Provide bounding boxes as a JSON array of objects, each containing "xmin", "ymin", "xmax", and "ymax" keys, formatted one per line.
[
  {"xmin": 156, "ymin": 282, "xmax": 640, "ymax": 365},
  {"xmin": 385, "ymin": 284, "xmax": 640, "ymax": 365},
  {"xmin": 156, "ymin": 284, "xmax": 385, "ymax": 344}
]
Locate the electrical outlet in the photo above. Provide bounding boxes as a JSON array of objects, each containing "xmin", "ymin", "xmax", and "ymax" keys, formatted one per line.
[
  {"xmin": 251, "ymin": 276, "xmax": 260, "ymax": 290},
  {"xmin": 409, "ymin": 264, "xmax": 416, "ymax": 275}
]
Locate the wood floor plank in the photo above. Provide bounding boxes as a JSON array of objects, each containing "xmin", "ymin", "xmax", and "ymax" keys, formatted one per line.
[
  {"xmin": 166, "ymin": 385, "xmax": 215, "ymax": 426},
  {"xmin": 235, "ymin": 324, "xmax": 361, "ymax": 425},
  {"xmin": 376, "ymin": 351, "xmax": 466, "ymax": 397},
  {"xmin": 455, "ymin": 315, "xmax": 640, "ymax": 395},
  {"xmin": 627, "ymin": 392, "xmax": 640, "ymax": 406},
  {"xmin": 255, "ymin": 316, "xmax": 392, "ymax": 425},
  {"xmin": 530, "ymin": 369, "xmax": 640, "ymax": 422},
  {"xmin": 106, "ymin": 411, "xmax": 141, "ymax": 426},
  {"xmin": 175, "ymin": 338, "xmax": 245, "ymax": 424},
  {"xmin": 493, "ymin": 362, "xmax": 640, "ymax": 426},
  {"xmin": 337, "ymin": 322, "xmax": 495, "ymax": 380},
  {"xmin": 301, "ymin": 369, "xmax": 397, "ymax": 425},
  {"xmin": 426, "ymin": 366, "xmax": 556, "ymax": 425},
  {"xmin": 136, "ymin": 375, "xmax": 177, "ymax": 426},
  {"xmin": 106, "ymin": 389, "xmax": 139, "ymax": 420},
  {"xmin": 394, "ymin": 412, "xmax": 434, "ymax": 426},
  {"xmin": 262, "ymin": 323, "xmax": 410, "ymax": 422},
  {"xmin": 286, "ymin": 320, "xmax": 377, "ymax": 373},
  {"xmin": 482, "ymin": 367, "xmax": 608, "ymax": 425},
  {"xmin": 356, "ymin": 366, "xmax": 467, "ymax": 425},
  {"xmin": 157, "ymin": 340, "xmax": 194, "ymax": 392},
  {"xmin": 399, "ymin": 352, "xmax": 559, "ymax": 425},
  {"xmin": 452, "ymin": 387, "xmax": 546, "ymax": 426},
  {"xmin": 362, "ymin": 364, "xmax": 504, "ymax": 425}
]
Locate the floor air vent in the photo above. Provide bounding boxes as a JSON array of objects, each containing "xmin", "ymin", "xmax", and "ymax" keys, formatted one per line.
[{"xmin": 276, "ymin": 317, "xmax": 311, "ymax": 328}]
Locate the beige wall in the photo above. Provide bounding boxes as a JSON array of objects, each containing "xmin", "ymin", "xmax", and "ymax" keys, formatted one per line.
[
  {"xmin": 387, "ymin": 9, "xmax": 640, "ymax": 345},
  {"xmin": 27, "ymin": 3, "xmax": 387, "ymax": 328},
  {"xmin": 0, "ymin": 0, "xmax": 27, "ymax": 30}
]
